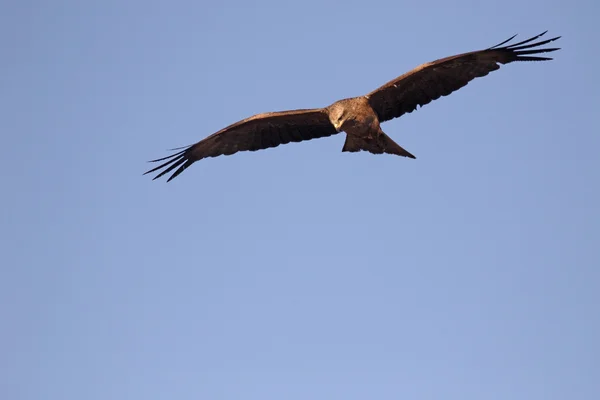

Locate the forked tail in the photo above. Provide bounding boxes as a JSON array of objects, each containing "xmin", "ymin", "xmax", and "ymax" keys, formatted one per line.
[{"xmin": 342, "ymin": 132, "xmax": 416, "ymax": 159}]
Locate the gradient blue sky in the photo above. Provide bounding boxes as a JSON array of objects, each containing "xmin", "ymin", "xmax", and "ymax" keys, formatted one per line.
[{"xmin": 2, "ymin": 1, "xmax": 599, "ymax": 399}]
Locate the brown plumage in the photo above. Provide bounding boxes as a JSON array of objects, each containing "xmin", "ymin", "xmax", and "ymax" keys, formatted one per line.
[{"xmin": 145, "ymin": 31, "xmax": 560, "ymax": 182}]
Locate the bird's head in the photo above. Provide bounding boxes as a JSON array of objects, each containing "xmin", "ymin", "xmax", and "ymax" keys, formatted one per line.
[{"xmin": 328, "ymin": 103, "xmax": 346, "ymax": 131}]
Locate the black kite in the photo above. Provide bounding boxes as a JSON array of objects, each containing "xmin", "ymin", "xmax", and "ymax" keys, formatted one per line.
[{"xmin": 145, "ymin": 31, "xmax": 560, "ymax": 182}]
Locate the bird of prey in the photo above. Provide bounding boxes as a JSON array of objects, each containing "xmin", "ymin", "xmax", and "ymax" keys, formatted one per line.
[{"xmin": 145, "ymin": 31, "xmax": 560, "ymax": 182}]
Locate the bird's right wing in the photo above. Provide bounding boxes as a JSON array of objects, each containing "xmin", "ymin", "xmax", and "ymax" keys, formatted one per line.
[{"xmin": 145, "ymin": 108, "xmax": 337, "ymax": 182}]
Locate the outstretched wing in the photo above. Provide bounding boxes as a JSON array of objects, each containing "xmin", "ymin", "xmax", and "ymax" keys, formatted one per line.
[
  {"xmin": 367, "ymin": 31, "xmax": 561, "ymax": 122},
  {"xmin": 145, "ymin": 108, "xmax": 337, "ymax": 182}
]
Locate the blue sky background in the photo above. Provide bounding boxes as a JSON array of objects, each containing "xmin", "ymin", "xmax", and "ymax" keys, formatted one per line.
[{"xmin": 2, "ymin": 1, "xmax": 599, "ymax": 399}]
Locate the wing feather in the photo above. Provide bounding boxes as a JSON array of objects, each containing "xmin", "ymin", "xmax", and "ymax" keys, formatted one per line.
[
  {"xmin": 144, "ymin": 108, "xmax": 337, "ymax": 182},
  {"xmin": 367, "ymin": 31, "xmax": 561, "ymax": 122}
]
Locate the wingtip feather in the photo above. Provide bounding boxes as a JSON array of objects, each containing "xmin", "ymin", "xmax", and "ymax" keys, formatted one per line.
[
  {"xmin": 144, "ymin": 144, "xmax": 194, "ymax": 181},
  {"xmin": 489, "ymin": 33, "xmax": 518, "ymax": 49}
]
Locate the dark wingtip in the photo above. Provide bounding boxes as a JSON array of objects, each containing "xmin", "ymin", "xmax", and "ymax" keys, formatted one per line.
[
  {"xmin": 488, "ymin": 31, "xmax": 561, "ymax": 62},
  {"xmin": 165, "ymin": 160, "xmax": 193, "ymax": 182},
  {"xmin": 489, "ymin": 33, "xmax": 518, "ymax": 49},
  {"xmin": 144, "ymin": 144, "xmax": 194, "ymax": 182},
  {"xmin": 147, "ymin": 148, "xmax": 187, "ymax": 163}
]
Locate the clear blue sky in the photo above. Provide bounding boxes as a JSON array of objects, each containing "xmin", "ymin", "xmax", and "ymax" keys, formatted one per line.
[{"xmin": 2, "ymin": 1, "xmax": 599, "ymax": 399}]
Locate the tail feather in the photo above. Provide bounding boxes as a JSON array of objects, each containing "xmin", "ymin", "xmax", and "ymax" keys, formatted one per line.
[{"xmin": 342, "ymin": 133, "xmax": 416, "ymax": 159}]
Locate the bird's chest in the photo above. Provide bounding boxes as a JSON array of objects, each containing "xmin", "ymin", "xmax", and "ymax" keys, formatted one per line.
[{"xmin": 341, "ymin": 113, "xmax": 379, "ymax": 137}]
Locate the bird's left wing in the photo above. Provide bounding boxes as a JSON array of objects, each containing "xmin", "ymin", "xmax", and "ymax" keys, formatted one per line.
[
  {"xmin": 366, "ymin": 31, "xmax": 560, "ymax": 123},
  {"xmin": 145, "ymin": 108, "xmax": 337, "ymax": 182}
]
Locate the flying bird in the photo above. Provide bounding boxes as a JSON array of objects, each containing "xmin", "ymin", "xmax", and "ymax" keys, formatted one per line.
[{"xmin": 145, "ymin": 31, "xmax": 560, "ymax": 182}]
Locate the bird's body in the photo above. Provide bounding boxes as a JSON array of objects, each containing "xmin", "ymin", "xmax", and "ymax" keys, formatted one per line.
[
  {"xmin": 328, "ymin": 97, "xmax": 416, "ymax": 157},
  {"xmin": 145, "ymin": 31, "xmax": 560, "ymax": 182},
  {"xmin": 328, "ymin": 97, "xmax": 379, "ymax": 136}
]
